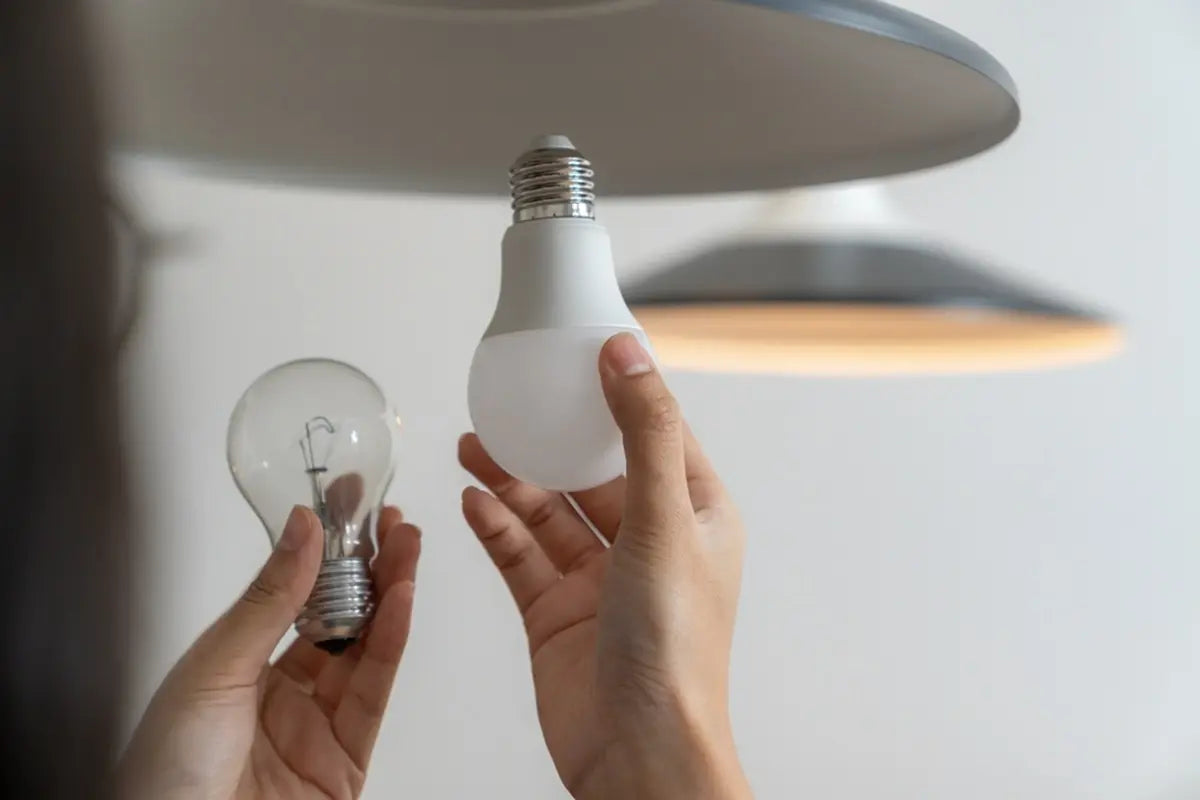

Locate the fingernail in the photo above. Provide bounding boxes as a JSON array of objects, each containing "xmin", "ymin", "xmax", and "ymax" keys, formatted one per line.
[
  {"xmin": 605, "ymin": 332, "xmax": 654, "ymax": 377},
  {"xmin": 278, "ymin": 506, "xmax": 311, "ymax": 552}
]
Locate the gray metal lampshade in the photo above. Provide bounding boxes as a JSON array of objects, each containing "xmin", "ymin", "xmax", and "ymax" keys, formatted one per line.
[
  {"xmin": 97, "ymin": 0, "xmax": 1019, "ymax": 195},
  {"xmin": 623, "ymin": 188, "xmax": 1122, "ymax": 374}
]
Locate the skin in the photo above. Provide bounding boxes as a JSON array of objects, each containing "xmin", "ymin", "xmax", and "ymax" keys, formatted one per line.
[
  {"xmin": 120, "ymin": 332, "xmax": 751, "ymax": 799},
  {"xmin": 459, "ymin": 332, "xmax": 753, "ymax": 800},
  {"xmin": 118, "ymin": 505, "xmax": 422, "ymax": 800}
]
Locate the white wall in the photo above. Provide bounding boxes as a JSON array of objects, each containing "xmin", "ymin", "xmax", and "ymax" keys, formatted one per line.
[{"xmin": 119, "ymin": 1, "xmax": 1198, "ymax": 798}]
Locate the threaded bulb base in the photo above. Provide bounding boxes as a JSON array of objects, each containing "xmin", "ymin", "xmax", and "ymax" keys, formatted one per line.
[
  {"xmin": 510, "ymin": 134, "xmax": 596, "ymax": 223},
  {"xmin": 295, "ymin": 556, "xmax": 375, "ymax": 651}
]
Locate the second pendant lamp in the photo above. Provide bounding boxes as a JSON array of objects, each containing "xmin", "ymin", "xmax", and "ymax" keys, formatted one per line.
[{"xmin": 623, "ymin": 182, "xmax": 1123, "ymax": 376}]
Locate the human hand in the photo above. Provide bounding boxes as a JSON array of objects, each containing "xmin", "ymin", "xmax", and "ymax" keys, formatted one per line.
[
  {"xmin": 459, "ymin": 332, "xmax": 751, "ymax": 800},
  {"xmin": 118, "ymin": 505, "xmax": 421, "ymax": 800}
]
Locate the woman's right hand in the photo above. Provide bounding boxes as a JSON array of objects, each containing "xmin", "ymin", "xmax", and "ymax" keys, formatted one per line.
[{"xmin": 459, "ymin": 332, "xmax": 752, "ymax": 800}]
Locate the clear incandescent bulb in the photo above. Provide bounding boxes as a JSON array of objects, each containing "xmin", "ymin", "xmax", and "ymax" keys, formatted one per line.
[
  {"xmin": 468, "ymin": 134, "xmax": 647, "ymax": 492},
  {"xmin": 227, "ymin": 358, "xmax": 400, "ymax": 654}
]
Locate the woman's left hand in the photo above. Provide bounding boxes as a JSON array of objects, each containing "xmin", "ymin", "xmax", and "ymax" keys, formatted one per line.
[{"xmin": 118, "ymin": 505, "xmax": 421, "ymax": 800}]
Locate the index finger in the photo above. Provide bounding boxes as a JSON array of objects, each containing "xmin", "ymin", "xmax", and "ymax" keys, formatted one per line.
[
  {"xmin": 682, "ymin": 421, "xmax": 726, "ymax": 517},
  {"xmin": 330, "ymin": 581, "xmax": 415, "ymax": 770}
]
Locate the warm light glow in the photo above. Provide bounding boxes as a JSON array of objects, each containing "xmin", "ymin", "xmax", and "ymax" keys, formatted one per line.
[{"xmin": 633, "ymin": 304, "xmax": 1124, "ymax": 376}]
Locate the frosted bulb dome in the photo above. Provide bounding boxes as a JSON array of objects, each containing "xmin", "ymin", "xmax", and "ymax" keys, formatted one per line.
[
  {"xmin": 468, "ymin": 327, "xmax": 643, "ymax": 492},
  {"xmin": 467, "ymin": 135, "xmax": 644, "ymax": 492}
]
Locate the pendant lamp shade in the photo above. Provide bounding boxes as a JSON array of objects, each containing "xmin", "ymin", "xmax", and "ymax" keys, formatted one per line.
[
  {"xmin": 96, "ymin": 0, "xmax": 1019, "ymax": 195},
  {"xmin": 623, "ymin": 185, "xmax": 1123, "ymax": 375}
]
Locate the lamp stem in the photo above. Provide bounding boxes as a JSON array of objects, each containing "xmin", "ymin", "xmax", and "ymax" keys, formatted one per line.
[{"xmin": 740, "ymin": 180, "xmax": 929, "ymax": 245}]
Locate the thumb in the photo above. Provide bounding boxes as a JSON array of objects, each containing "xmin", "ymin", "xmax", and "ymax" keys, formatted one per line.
[
  {"xmin": 599, "ymin": 332, "xmax": 689, "ymax": 536},
  {"xmin": 189, "ymin": 506, "xmax": 324, "ymax": 686}
]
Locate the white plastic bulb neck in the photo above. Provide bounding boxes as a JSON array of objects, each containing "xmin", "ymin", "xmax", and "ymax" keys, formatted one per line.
[{"xmin": 483, "ymin": 216, "xmax": 639, "ymax": 338}]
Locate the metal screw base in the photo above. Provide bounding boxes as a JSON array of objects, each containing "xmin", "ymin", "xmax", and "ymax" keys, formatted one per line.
[
  {"xmin": 295, "ymin": 556, "xmax": 375, "ymax": 650},
  {"xmin": 510, "ymin": 135, "xmax": 596, "ymax": 223}
]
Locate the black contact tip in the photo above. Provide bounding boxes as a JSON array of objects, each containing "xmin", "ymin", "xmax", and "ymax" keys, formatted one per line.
[{"xmin": 316, "ymin": 637, "xmax": 357, "ymax": 655}]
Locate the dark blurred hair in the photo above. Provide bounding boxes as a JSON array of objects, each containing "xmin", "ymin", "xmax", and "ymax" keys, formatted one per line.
[{"xmin": 0, "ymin": 3, "xmax": 129, "ymax": 797}]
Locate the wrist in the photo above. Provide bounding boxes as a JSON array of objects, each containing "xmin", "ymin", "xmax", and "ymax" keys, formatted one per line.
[
  {"xmin": 633, "ymin": 726, "xmax": 751, "ymax": 800},
  {"xmin": 578, "ymin": 715, "xmax": 752, "ymax": 800}
]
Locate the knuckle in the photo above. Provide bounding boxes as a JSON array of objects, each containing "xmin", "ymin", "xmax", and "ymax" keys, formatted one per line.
[
  {"xmin": 641, "ymin": 392, "xmax": 681, "ymax": 435},
  {"xmin": 493, "ymin": 476, "xmax": 521, "ymax": 503},
  {"xmin": 241, "ymin": 574, "xmax": 285, "ymax": 608},
  {"xmin": 475, "ymin": 513, "xmax": 512, "ymax": 545},
  {"xmin": 524, "ymin": 497, "xmax": 558, "ymax": 531},
  {"xmin": 476, "ymin": 517, "xmax": 531, "ymax": 572},
  {"xmin": 494, "ymin": 536, "xmax": 535, "ymax": 574}
]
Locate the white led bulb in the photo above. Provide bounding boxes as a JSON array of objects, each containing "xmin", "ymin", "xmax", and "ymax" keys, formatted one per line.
[{"xmin": 467, "ymin": 135, "xmax": 646, "ymax": 492}]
